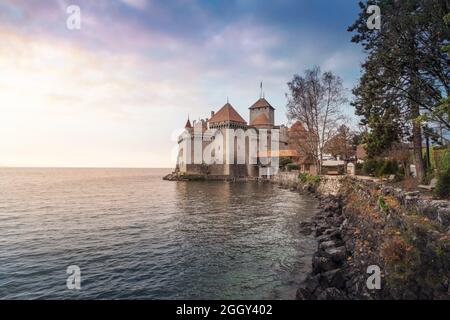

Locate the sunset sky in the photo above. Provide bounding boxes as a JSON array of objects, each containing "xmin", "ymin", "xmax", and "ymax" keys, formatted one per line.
[{"xmin": 0, "ymin": 0, "xmax": 364, "ymax": 168}]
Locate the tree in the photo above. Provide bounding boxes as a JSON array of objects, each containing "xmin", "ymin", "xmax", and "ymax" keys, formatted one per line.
[
  {"xmin": 286, "ymin": 67, "xmax": 347, "ymax": 174},
  {"xmin": 349, "ymin": 0, "xmax": 450, "ymax": 181},
  {"xmin": 384, "ymin": 142, "xmax": 412, "ymax": 177},
  {"xmin": 324, "ymin": 125, "xmax": 357, "ymax": 160},
  {"xmin": 352, "ymin": 66, "xmax": 405, "ymax": 158}
]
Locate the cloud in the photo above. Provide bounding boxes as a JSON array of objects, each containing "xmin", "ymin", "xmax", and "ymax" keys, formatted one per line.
[
  {"xmin": 119, "ymin": 0, "xmax": 148, "ymax": 9},
  {"xmin": 322, "ymin": 47, "xmax": 364, "ymax": 74},
  {"xmin": 0, "ymin": 28, "xmax": 206, "ymax": 167},
  {"xmin": 0, "ymin": 0, "xmax": 365, "ymax": 167}
]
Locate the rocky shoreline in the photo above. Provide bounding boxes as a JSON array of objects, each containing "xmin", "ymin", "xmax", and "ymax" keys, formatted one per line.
[
  {"xmin": 277, "ymin": 175, "xmax": 450, "ymax": 300},
  {"xmin": 289, "ymin": 185, "xmax": 360, "ymax": 300},
  {"xmin": 296, "ymin": 193, "xmax": 365, "ymax": 300}
]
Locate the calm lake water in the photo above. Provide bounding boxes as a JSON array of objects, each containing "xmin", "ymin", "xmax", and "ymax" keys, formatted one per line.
[{"xmin": 0, "ymin": 168, "xmax": 317, "ymax": 299}]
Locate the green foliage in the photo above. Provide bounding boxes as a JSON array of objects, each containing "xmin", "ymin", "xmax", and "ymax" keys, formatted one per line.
[
  {"xmin": 378, "ymin": 196, "xmax": 389, "ymax": 213},
  {"xmin": 434, "ymin": 168, "xmax": 450, "ymax": 199},
  {"xmin": 363, "ymin": 158, "xmax": 399, "ymax": 177},
  {"xmin": 376, "ymin": 159, "xmax": 399, "ymax": 177},
  {"xmin": 279, "ymin": 157, "xmax": 293, "ymax": 169},
  {"xmin": 360, "ymin": 114, "xmax": 402, "ymax": 158},
  {"xmin": 436, "ymin": 148, "xmax": 450, "ymax": 172},
  {"xmin": 349, "ymin": 0, "xmax": 450, "ymax": 171},
  {"xmin": 286, "ymin": 163, "xmax": 299, "ymax": 171},
  {"xmin": 355, "ymin": 162, "xmax": 364, "ymax": 175},
  {"xmin": 298, "ymin": 172, "xmax": 321, "ymax": 184},
  {"xmin": 363, "ymin": 158, "xmax": 381, "ymax": 176}
]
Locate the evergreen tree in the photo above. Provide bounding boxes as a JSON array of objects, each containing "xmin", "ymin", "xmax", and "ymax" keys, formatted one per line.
[{"xmin": 349, "ymin": 0, "xmax": 450, "ymax": 180}]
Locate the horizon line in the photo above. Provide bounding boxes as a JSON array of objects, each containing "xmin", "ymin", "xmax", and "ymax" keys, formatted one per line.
[{"xmin": 0, "ymin": 166, "xmax": 173, "ymax": 169}]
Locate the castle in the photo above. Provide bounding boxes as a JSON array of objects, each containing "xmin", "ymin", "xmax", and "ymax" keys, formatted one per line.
[{"xmin": 175, "ymin": 94, "xmax": 302, "ymax": 179}]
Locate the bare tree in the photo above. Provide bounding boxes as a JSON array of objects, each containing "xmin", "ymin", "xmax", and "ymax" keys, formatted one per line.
[
  {"xmin": 286, "ymin": 67, "xmax": 347, "ymax": 174},
  {"xmin": 324, "ymin": 125, "xmax": 356, "ymax": 161}
]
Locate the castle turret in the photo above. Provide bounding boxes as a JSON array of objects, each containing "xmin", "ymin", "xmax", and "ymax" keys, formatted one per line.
[
  {"xmin": 249, "ymin": 97, "xmax": 275, "ymax": 128},
  {"xmin": 185, "ymin": 116, "xmax": 192, "ymax": 129}
]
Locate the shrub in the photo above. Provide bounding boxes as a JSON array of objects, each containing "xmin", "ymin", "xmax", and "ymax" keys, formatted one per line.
[
  {"xmin": 355, "ymin": 162, "xmax": 364, "ymax": 175},
  {"xmin": 363, "ymin": 158, "xmax": 381, "ymax": 176},
  {"xmin": 434, "ymin": 168, "xmax": 450, "ymax": 199},
  {"xmin": 363, "ymin": 158, "xmax": 399, "ymax": 177},
  {"xmin": 376, "ymin": 160, "xmax": 399, "ymax": 177},
  {"xmin": 378, "ymin": 196, "xmax": 389, "ymax": 213},
  {"xmin": 436, "ymin": 148, "xmax": 450, "ymax": 172},
  {"xmin": 279, "ymin": 157, "xmax": 292, "ymax": 169},
  {"xmin": 286, "ymin": 163, "xmax": 299, "ymax": 171},
  {"xmin": 298, "ymin": 172, "xmax": 307, "ymax": 182},
  {"xmin": 298, "ymin": 172, "xmax": 321, "ymax": 183}
]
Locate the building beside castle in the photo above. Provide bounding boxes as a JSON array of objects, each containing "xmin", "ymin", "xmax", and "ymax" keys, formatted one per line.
[{"xmin": 175, "ymin": 94, "xmax": 306, "ymax": 179}]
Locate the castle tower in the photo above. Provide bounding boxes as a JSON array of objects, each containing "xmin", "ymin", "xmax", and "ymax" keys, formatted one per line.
[
  {"xmin": 184, "ymin": 115, "xmax": 192, "ymax": 129},
  {"xmin": 249, "ymin": 97, "xmax": 275, "ymax": 128}
]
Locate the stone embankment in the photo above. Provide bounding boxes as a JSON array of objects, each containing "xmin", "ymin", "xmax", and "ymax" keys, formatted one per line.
[
  {"xmin": 163, "ymin": 172, "xmax": 256, "ymax": 182},
  {"xmin": 275, "ymin": 172, "xmax": 450, "ymax": 300}
]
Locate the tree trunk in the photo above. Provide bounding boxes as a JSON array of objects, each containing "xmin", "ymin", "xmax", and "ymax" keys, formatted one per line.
[
  {"xmin": 403, "ymin": 162, "xmax": 410, "ymax": 177},
  {"xmin": 411, "ymin": 104, "xmax": 425, "ymax": 182},
  {"xmin": 408, "ymin": 39, "xmax": 425, "ymax": 182}
]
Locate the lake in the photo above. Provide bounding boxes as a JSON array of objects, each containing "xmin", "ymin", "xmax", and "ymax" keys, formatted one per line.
[{"xmin": 0, "ymin": 168, "xmax": 317, "ymax": 299}]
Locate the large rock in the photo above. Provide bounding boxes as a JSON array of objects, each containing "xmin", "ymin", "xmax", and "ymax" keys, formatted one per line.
[
  {"xmin": 296, "ymin": 287, "xmax": 313, "ymax": 300},
  {"xmin": 317, "ymin": 230, "xmax": 342, "ymax": 243},
  {"xmin": 319, "ymin": 240, "xmax": 337, "ymax": 251},
  {"xmin": 418, "ymin": 200, "xmax": 449, "ymax": 221},
  {"xmin": 315, "ymin": 225, "xmax": 328, "ymax": 237},
  {"xmin": 437, "ymin": 207, "xmax": 450, "ymax": 227},
  {"xmin": 320, "ymin": 268, "xmax": 346, "ymax": 289},
  {"xmin": 323, "ymin": 246, "xmax": 347, "ymax": 263},
  {"xmin": 312, "ymin": 255, "xmax": 338, "ymax": 273},
  {"xmin": 317, "ymin": 287, "xmax": 347, "ymax": 300}
]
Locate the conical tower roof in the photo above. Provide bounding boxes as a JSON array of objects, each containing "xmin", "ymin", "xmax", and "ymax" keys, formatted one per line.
[
  {"xmin": 184, "ymin": 117, "xmax": 192, "ymax": 128},
  {"xmin": 209, "ymin": 102, "xmax": 247, "ymax": 124},
  {"xmin": 249, "ymin": 98, "xmax": 275, "ymax": 110}
]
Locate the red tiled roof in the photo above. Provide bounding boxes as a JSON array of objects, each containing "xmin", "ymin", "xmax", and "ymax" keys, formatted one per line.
[
  {"xmin": 185, "ymin": 119, "xmax": 192, "ymax": 128},
  {"xmin": 356, "ymin": 144, "xmax": 367, "ymax": 160},
  {"xmin": 209, "ymin": 103, "xmax": 247, "ymax": 124},
  {"xmin": 289, "ymin": 121, "xmax": 307, "ymax": 132},
  {"xmin": 249, "ymin": 98, "xmax": 274, "ymax": 110},
  {"xmin": 251, "ymin": 113, "xmax": 271, "ymax": 126}
]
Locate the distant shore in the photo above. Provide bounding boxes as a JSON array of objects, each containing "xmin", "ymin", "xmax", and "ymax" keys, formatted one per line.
[{"xmin": 163, "ymin": 172, "xmax": 267, "ymax": 182}]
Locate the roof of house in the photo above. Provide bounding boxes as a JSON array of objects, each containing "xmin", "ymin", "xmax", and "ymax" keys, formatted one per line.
[
  {"xmin": 209, "ymin": 102, "xmax": 247, "ymax": 124},
  {"xmin": 185, "ymin": 118, "xmax": 192, "ymax": 128},
  {"xmin": 356, "ymin": 144, "xmax": 367, "ymax": 160},
  {"xmin": 289, "ymin": 121, "xmax": 307, "ymax": 132},
  {"xmin": 249, "ymin": 98, "xmax": 275, "ymax": 110},
  {"xmin": 251, "ymin": 113, "xmax": 271, "ymax": 126}
]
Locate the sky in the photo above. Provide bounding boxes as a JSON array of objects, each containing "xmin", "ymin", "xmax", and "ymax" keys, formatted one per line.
[{"xmin": 0, "ymin": 0, "xmax": 365, "ymax": 168}]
